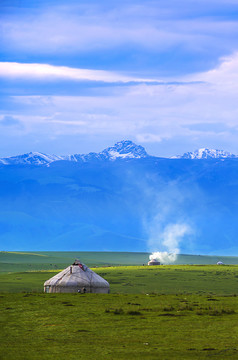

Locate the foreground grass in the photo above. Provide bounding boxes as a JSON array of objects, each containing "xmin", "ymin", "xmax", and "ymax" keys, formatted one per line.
[
  {"xmin": 1, "ymin": 265, "xmax": 238, "ymax": 359},
  {"xmin": 1, "ymin": 265, "xmax": 238, "ymax": 295},
  {"xmin": 1, "ymin": 293, "xmax": 238, "ymax": 360}
]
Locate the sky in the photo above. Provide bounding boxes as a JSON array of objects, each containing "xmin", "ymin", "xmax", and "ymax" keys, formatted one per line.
[{"xmin": 1, "ymin": 0, "xmax": 238, "ymax": 157}]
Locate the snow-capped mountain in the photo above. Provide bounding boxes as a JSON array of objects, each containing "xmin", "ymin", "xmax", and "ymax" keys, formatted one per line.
[
  {"xmin": 173, "ymin": 148, "xmax": 238, "ymax": 159},
  {"xmin": 65, "ymin": 140, "xmax": 149, "ymax": 162},
  {"xmin": 0, "ymin": 140, "xmax": 149, "ymax": 166},
  {"xmin": 0, "ymin": 152, "xmax": 64, "ymax": 165},
  {"xmin": 100, "ymin": 140, "xmax": 148, "ymax": 159},
  {"xmin": 0, "ymin": 142, "xmax": 237, "ymax": 166}
]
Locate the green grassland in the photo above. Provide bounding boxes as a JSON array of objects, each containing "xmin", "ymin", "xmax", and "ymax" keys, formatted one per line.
[
  {"xmin": 1, "ymin": 251, "xmax": 238, "ymax": 273},
  {"xmin": 1, "ymin": 265, "xmax": 238, "ymax": 295},
  {"xmin": 1, "ymin": 252, "xmax": 238, "ymax": 359},
  {"xmin": 0, "ymin": 251, "xmax": 149, "ymax": 272},
  {"xmin": 1, "ymin": 292, "xmax": 238, "ymax": 360}
]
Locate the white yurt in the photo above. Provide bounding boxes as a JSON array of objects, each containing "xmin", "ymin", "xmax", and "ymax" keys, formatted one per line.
[
  {"xmin": 148, "ymin": 258, "xmax": 160, "ymax": 266},
  {"xmin": 44, "ymin": 260, "xmax": 110, "ymax": 294}
]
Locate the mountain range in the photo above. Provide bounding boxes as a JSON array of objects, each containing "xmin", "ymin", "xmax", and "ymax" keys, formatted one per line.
[
  {"xmin": 0, "ymin": 140, "xmax": 238, "ymax": 256},
  {"xmin": 0, "ymin": 140, "xmax": 237, "ymax": 166}
]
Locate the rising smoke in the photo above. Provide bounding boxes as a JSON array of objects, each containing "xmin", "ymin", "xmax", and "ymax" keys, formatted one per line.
[
  {"xmin": 149, "ymin": 223, "xmax": 192, "ymax": 264},
  {"xmin": 138, "ymin": 171, "xmax": 195, "ymax": 263}
]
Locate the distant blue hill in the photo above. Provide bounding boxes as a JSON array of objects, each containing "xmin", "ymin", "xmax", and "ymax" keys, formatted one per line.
[{"xmin": 0, "ymin": 141, "xmax": 238, "ymax": 255}]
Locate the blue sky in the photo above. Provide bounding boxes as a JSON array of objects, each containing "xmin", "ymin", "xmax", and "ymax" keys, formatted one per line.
[{"xmin": 1, "ymin": 0, "xmax": 238, "ymax": 157}]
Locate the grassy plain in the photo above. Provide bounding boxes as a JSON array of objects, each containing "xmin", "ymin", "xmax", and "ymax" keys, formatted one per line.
[
  {"xmin": 1, "ymin": 292, "xmax": 238, "ymax": 360},
  {"xmin": 0, "ymin": 251, "xmax": 149, "ymax": 272},
  {"xmin": 1, "ymin": 251, "xmax": 238, "ymax": 273},
  {"xmin": 1, "ymin": 252, "xmax": 238, "ymax": 359},
  {"xmin": 1, "ymin": 265, "xmax": 238, "ymax": 295}
]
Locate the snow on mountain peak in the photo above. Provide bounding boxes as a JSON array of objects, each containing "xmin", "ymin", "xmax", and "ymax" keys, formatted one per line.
[
  {"xmin": 0, "ymin": 140, "xmax": 149, "ymax": 166},
  {"xmin": 173, "ymin": 148, "xmax": 238, "ymax": 159},
  {"xmin": 0, "ymin": 142, "xmax": 237, "ymax": 166},
  {"xmin": 102, "ymin": 140, "xmax": 148, "ymax": 160},
  {"xmin": 0, "ymin": 152, "xmax": 64, "ymax": 165}
]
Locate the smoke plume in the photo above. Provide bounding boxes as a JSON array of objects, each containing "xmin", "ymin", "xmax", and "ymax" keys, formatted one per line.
[{"xmin": 149, "ymin": 223, "xmax": 191, "ymax": 264}]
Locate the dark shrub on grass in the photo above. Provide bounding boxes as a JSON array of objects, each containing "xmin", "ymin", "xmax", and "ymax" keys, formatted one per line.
[
  {"xmin": 179, "ymin": 304, "xmax": 194, "ymax": 311},
  {"xmin": 113, "ymin": 308, "xmax": 124, "ymax": 315},
  {"xmin": 127, "ymin": 311, "xmax": 141, "ymax": 315},
  {"xmin": 162, "ymin": 305, "xmax": 174, "ymax": 312},
  {"xmin": 221, "ymin": 308, "xmax": 236, "ymax": 314}
]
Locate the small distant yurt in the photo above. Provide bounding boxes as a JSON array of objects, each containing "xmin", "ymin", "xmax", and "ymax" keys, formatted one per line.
[
  {"xmin": 217, "ymin": 261, "xmax": 224, "ymax": 265},
  {"xmin": 148, "ymin": 258, "xmax": 160, "ymax": 266},
  {"xmin": 44, "ymin": 260, "xmax": 110, "ymax": 294}
]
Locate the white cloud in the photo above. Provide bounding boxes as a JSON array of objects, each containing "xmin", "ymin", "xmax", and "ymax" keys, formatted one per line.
[
  {"xmin": 1, "ymin": 1, "xmax": 238, "ymax": 157},
  {"xmin": 188, "ymin": 52, "xmax": 238, "ymax": 89},
  {"xmin": 1, "ymin": 3, "xmax": 238, "ymax": 59},
  {"xmin": 0, "ymin": 62, "xmax": 139, "ymax": 83},
  {"xmin": 1, "ymin": 52, "xmax": 238, "ymax": 155}
]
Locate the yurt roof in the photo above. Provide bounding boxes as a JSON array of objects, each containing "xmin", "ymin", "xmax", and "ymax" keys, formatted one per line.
[
  {"xmin": 148, "ymin": 259, "xmax": 160, "ymax": 263},
  {"xmin": 44, "ymin": 260, "xmax": 109, "ymax": 288}
]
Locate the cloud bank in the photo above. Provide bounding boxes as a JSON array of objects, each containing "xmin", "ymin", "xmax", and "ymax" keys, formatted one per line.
[
  {"xmin": 0, "ymin": 62, "xmax": 150, "ymax": 83},
  {"xmin": 1, "ymin": 0, "xmax": 238, "ymax": 156},
  {"xmin": 1, "ymin": 52, "xmax": 238, "ymax": 156}
]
